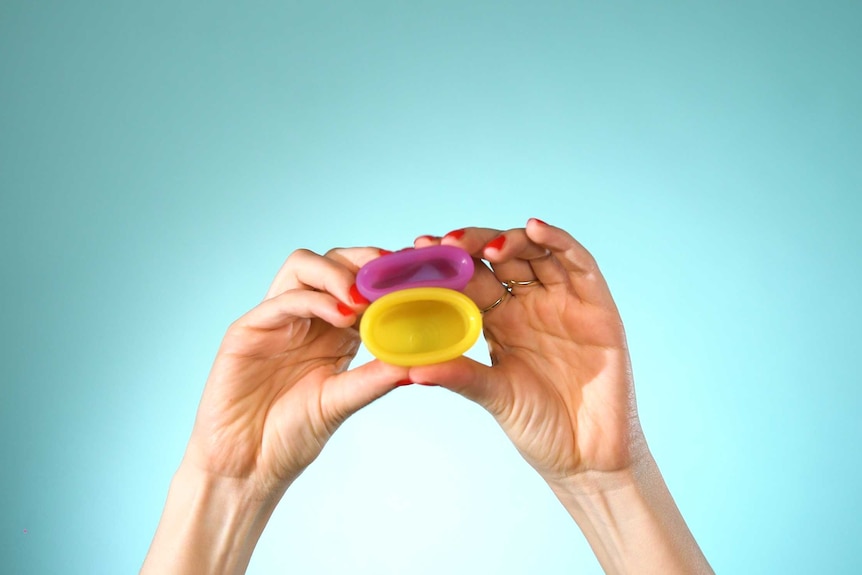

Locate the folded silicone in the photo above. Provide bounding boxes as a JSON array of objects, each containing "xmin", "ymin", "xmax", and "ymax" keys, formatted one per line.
[
  {"xmin": 355, "ymin": 245, "xmax": 474, "ymax": 302},
  {"xmin": 359, "ymin": 287, "xmax": 482, "ymax": 366}
]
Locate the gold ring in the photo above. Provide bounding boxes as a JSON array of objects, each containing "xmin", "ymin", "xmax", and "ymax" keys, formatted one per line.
[
  {"xmin": 505, "ymin": 279, "xmax": 542, "ymax": 288},
  {"xmin": 481, "ymin": 287, "xmax": 511, "ymax": 314}
]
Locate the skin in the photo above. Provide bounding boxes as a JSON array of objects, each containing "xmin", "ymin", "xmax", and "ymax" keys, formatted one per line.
[
  {"xmin": 412, "ymin": 222, "xmax": 638, "ymax": 482},
  {"xmin": 141, "ymin": 220, "xmax": 713, "ymax": 574}
]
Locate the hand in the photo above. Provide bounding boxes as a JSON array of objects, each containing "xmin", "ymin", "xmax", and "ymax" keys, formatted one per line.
[
  {"xmin": 143, "ymin": 230, "xmax": 711, "ymax": 575},
  {"xmin": 183, "ymin": 246, "xmax": 409, "ymax": 497},
  {"xmin": 143, "ymin": 246, "xmax": 410, "ymax": 575},
  {"xmin": 410, "ymin": 221, "xmax": 713, "ymax": 573},
  {"xmin": 410, "ymin": 220, "xmax": 645, "ymax": 487}
]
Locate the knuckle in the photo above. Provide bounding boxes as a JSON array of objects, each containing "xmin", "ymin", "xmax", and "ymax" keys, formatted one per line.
[
  {"xmin": 323, "ymin": 247, "xmax": 346, "ymax": 259},
  {"xmin": 283, "ymin": 248, "xmax": 316, "ymax": 268}
]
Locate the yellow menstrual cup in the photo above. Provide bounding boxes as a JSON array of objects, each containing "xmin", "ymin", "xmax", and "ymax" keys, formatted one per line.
[{"xmin": 360, "ymin": 287, "xmax": 482, "ymax": 366}]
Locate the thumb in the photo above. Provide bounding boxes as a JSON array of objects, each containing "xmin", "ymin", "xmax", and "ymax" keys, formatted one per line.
[
  {"xmin": 325, "ymin": 360, "xmax": 408, "ymax": 423},
  {"xmin": 408, "ymin": 357, "xmax": 512, "ymax": 418}
]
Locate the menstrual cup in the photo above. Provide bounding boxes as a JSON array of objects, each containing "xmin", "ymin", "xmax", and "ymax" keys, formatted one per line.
[
  {"xmin": 355, "ymin": 245, "xmax": 474, "ymax": 302},
  {"xmin": 357, "ymin": 246, "xmax": 481, "ymax": 366},
  {"xmin": 360, "ymin": 287, "xmax": 482, "ymax": 366}
]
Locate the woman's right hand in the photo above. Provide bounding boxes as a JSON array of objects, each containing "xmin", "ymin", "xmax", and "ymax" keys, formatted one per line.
[
  {"xmin": 142, "ymin": 246, "xmax": 409, "ymax": 575},
  {"xmin": 183, "ymin": 246, "xmax": 410, "ymax": 496}
]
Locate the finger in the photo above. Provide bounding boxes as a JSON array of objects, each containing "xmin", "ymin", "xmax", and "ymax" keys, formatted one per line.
[
  {"xmin": 431, "ymin": 228, "xmax": 521, "ymax": 312},
  {"xmin": 491, "ymin": 229, "xmax": 569, "ymax": 290},
  {"xmin": 480, "ymin": 228, "xmax": 568, "ymax": 291},
  {"xmin": 265, "ymin": 248, "xmax": 383, "ymax": 308},
  {"xmin": 239, "ymin": 288, "xmax": 358, "ymax": 331},
  {"xmin": 324, "ymin": 246, "xmax": 390, "ymax": 274},
  {"xmin": 525, "ymin": 218, "xmax": 615, "ymax": 307},
  {"xmin": 407, "ymin": 356, "xmax": 513, "ymax": 419},
  {"xmin": 413, "ymin": 234, "xmax": 442, "ymax": 248},
  {"xmin": 321, "ymin": 359, "xmax": 410, "ymax": 425},
  {"xmin": 415, "ymin": 232, "xmax": 513, "ymax": 314},
  {"xmin": 439, "ymin": 226, "xmax": 501, "ymax": 254},
  {"xmin": 265, "ymin": 248, "xmax": 348, "ymax": 300}
]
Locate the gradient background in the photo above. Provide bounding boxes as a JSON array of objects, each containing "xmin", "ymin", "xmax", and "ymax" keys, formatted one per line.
[{"xmin": 2, "ymin": 1, "xmax": 860, "ymax": 573}]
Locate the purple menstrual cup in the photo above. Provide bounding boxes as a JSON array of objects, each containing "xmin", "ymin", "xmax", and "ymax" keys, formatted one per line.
[{"xmin": 356, "ymin": 245, "xmax": 474, "ymax": 301}]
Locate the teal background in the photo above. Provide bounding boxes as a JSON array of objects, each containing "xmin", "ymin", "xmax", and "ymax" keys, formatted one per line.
[{"xmin": 2, "ymin": 1, "xmax": 860, "ymax": 573}]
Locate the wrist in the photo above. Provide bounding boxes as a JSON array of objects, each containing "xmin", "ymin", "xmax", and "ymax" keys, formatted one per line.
[
  {"xmin": 547, "ymin": 453, "xmax": 713, "ymax": 575},
  {"xmin": 141, "ymin": 463, "xmax": 285, "ymax": 575}
]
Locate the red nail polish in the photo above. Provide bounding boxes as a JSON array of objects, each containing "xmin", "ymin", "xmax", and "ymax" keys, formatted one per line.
[
  {"xmin": 336, "ymin": 302, "xmax": 354, "ymax": 316},
  {"xmin": 485, "ymin": 235, "xmax": 506, "ymax": 251},
  {"xmin": 349, "ymin": 283, "xmax": 370, "ymax": 305},
  {"xmin": 395, "ymin": 379, "xmax": 414, "ymax": 387},
  {"xmin": 444, "ymin": 228, "xmax": 465, "ymax": 240},
  {"xmin": 379, "ymin": 249, "xmax": 393, "ymax": 256},
  {"xmin": 532, "ymin": 218, "xmax": 548, "ymax": 226}
]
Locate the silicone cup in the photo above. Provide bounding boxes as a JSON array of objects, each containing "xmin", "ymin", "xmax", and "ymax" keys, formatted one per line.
[
  {"xmin": 359, "ymin": 287, "xmax": 482, "ymax": 366},
  {"xmin": 355, "ymin": 245, "xmax": 474, "ymax": 302}
]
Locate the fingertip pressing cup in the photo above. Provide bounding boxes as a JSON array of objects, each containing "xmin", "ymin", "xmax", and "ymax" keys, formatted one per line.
[
  {"xmin": 355, "ymin": 245, "xmax": 474, "ymax": 302},
  {"xmin": 359, "ymin": 287, "xmax": 482, "ymax": 366}
]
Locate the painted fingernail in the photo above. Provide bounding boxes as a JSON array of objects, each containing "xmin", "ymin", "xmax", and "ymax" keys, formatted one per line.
[
  {"xmin": 379, "ymin": 249, "xmax": 393, "ymax": 256},
  {"xmin": 337, "ymin": 302, "xmax": 354, "ymax": 316},
  {"xmin": 416, "ymin": 234, "xmax": 440, "ymax": 242},
  {"xmin": 532, "ymin": 218, "xmax": 548, "ymax": 226},
  {"xmin": 395, "ymin": 379, "xmax": 414, "ymax": 387},
  {"xmin": 349, "ymin": 283, "xmax": 370, "ymax": 305},
  {"xmin": 417, "ymin": 382, "xmax": 438, "ymax": 387},
  {"xmin": 444, "ymin": 228, "xmax": 465, "ymax": 240},
  {"xmin": 485, "ymin": 235, "xmax": 506, "ymax": 251}
]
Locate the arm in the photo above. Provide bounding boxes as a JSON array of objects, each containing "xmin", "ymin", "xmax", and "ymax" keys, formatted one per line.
[
  {"xmin": 141, "ymin": 247, "xmax": 408, "ymax": 574},
  {"xmin": 549, "ymin": 453, "xmax": 712, "ymax": 574},
  {"xmin": 410, "ymin": 220, "xmax": 713, "ymax": 574},
  {"xmin": 140, "ymin": 466, "xmax": 279, "ymax": 574}
]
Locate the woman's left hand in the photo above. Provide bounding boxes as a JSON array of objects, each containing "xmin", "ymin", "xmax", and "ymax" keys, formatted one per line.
[{"xmin": 407, "ymin": 220, "xmax": 645, "ymax": 487}]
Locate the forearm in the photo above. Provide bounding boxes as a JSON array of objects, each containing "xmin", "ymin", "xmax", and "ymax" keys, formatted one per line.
[
  {"xmin": 548, "ymin": 452, "xmax": 713, "ymax": 575},
  {"xmin": 141, "ymin": 463, "xmax": 283, "ymax": 575}
]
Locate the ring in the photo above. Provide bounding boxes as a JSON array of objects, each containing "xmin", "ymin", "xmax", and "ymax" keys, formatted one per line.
[
  {"xmin": 481, "ymin": 287, "xmax": 511, "ymax": 314},
  {"xmin": 504, "ymin": 279, "xmax": 542, "ymax": 288}
]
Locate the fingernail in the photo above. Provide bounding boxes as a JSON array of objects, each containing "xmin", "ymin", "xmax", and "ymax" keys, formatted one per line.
[
  {"xmin": 379, "ymin": 249, "xmax": 393, "ymax": 256},
  {"xmin": 349, "ymin": 284, "xmax": 370, "ymax": 305},
  {"xmin": 417, "ymin": 382, "xmax": 438, "ymax": 387},
  {"xmin": 444, "ymin": 228, "xmax": 465, "ymax": 240},
  {"xmin": 395, "ymin": 379, "xmax": 414, "ymax": 387},
  {"xmin": 532, "ymin": 218, "xmax": 548, "ymax": 226},
  {"xmin": 416, "ymin": 234, "xmax": 440, "ymax": 242},
  {"xmin": 336, "ymin": 302, "xmax": 354, "ymax": 316},
  {"xmin": 485, "ymin": 235, "xmax": 506, "ymax": 251}
]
